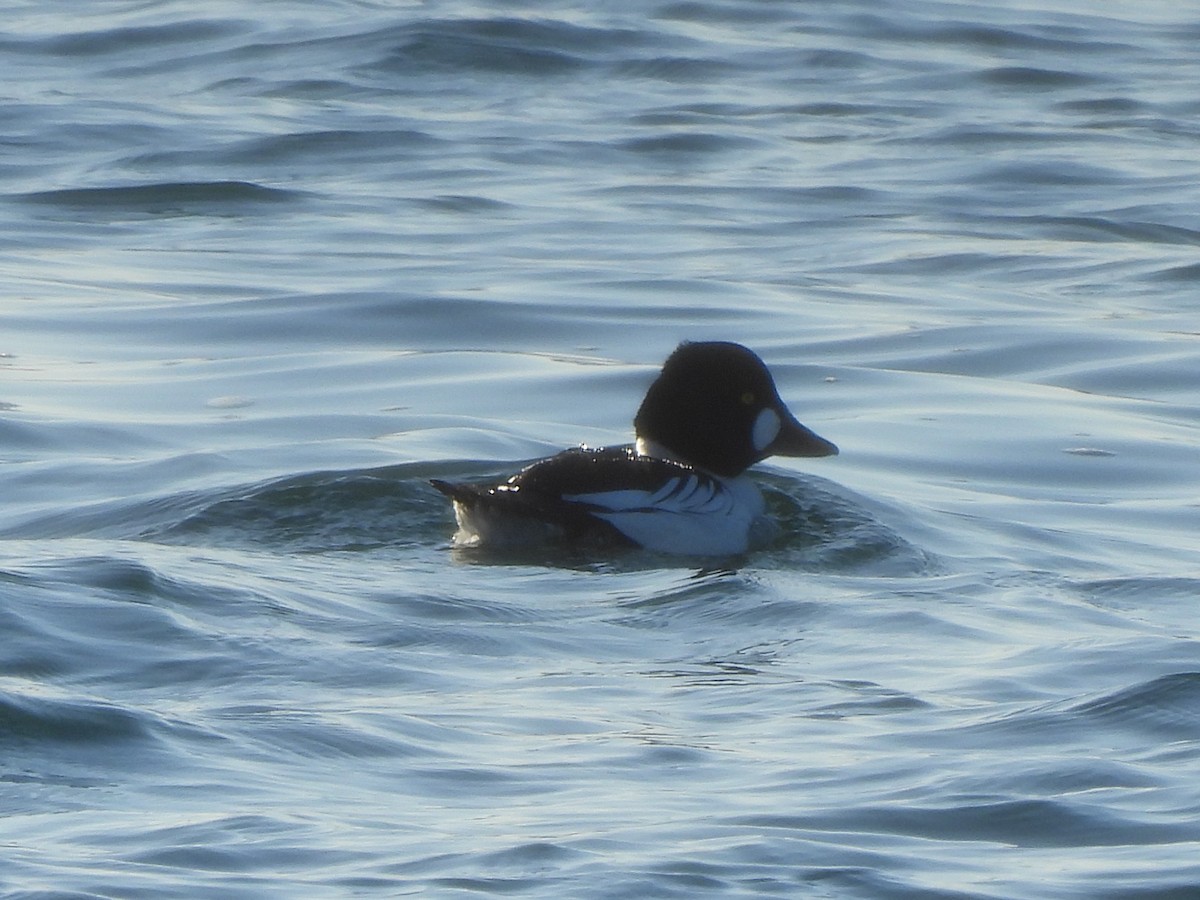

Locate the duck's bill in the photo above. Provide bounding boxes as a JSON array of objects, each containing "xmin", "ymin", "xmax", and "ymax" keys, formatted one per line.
[{"xmin": 767, "ymin": 412, "xmax": 839, "ymax": 458}]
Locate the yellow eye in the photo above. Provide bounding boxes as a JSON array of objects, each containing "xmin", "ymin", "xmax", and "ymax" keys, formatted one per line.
[{"xmin": 741, "ymin": 391, "xmax": 756, "ymax": 405}]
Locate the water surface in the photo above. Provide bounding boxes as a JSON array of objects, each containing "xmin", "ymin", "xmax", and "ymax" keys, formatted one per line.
[{"xmin": 2, "ymin": 1, "xmax": 1199, "ymax": 897}]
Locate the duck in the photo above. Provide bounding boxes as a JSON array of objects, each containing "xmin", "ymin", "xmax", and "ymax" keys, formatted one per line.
[{"xmin": 431, "ymin": 341, "xmax": 837, "ymax": 556}]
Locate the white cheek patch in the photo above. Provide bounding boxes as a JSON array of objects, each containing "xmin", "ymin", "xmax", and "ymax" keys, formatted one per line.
[{"xmin": 751, "ymin": 407, "xmax": 781, "ymax": 453}]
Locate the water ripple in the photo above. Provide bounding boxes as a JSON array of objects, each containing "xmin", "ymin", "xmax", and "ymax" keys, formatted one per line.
[
  {"xmin": 1070, "ymin": 672, "xmax": 1200, "ymax": 741},
  {"xmin": 18, "ymin": 181, "xmax": 304, "ymax": 217},
  {"xmin": 0, "ymin": 689, "xmax": 150, "ymax": 746}
]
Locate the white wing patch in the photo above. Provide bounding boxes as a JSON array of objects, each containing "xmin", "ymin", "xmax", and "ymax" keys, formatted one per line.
[
  {"xmin": 567, "ymin": 474, "xmax": 729, "ymax": 515},
  {"xmin": 564, "ymin": 475, "xmax": 767, "ymax": 556}
]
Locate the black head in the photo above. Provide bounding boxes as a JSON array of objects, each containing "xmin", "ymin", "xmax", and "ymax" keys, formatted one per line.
[{"xmin": 633, "ymin": 341, "xmax": 838, "ymax": 477}]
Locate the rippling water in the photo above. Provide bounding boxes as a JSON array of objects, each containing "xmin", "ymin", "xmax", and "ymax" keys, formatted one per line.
[{"xmin": 3, "ymin": 1, "xmax": 1199, "ymax": 897}]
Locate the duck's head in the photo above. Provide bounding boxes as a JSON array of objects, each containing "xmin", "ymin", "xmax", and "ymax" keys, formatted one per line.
[{"xmin": 633, "ymin": 341, "xmax": 838, "ymax": 478}]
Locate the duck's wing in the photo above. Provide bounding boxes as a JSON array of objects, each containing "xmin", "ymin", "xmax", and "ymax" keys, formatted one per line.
[
  {"xmin": 513, "ymin": 446, "xmax": 719, "ymax": 500},
  {"xmin": 431, "ymin": 446, "xmax": 730, "ymax": 548},
  {"xmin": 541, "ymin": 448, "xmax": 763, "ymax": 555},
  {"xmin": 558, "ymin": 459, "xmax": 733, "ymax": 516},
  {"xmin": 432, "ymin": 447, "xmax": 647, "ymax": 545}
]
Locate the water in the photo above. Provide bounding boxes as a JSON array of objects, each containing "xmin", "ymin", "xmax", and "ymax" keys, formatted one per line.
[{"xmin": 2, "ymin": 1, "xmax": 1199, "ymax": 896}]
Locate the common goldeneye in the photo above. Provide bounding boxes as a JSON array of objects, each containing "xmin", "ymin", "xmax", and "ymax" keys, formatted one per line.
[{"xmin": 431, "ymin": 341, "xmax": 837, "ymax": 556}]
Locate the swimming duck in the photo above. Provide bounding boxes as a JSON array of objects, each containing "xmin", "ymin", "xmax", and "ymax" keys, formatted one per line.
[{"xmin": 431, "ymin": 341, "xmax": 837, "ymax": 555}]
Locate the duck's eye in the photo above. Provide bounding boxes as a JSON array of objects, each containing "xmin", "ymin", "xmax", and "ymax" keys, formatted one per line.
[{"xmin": 740, "ymin": 391, "xmax": 756, "ymax": 406}]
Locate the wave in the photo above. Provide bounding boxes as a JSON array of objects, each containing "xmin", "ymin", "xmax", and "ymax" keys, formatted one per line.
[
  {"xmin": 924, "ymin": 669, "xmax": 1200, "ymax": 753},
  {"xmin": 0, "ymin": 689, "xmax": 150, "ymax": 747},
  {"xmin": 1069, "ymin": 671, "xmax": 1200, "ymax": 742},
  {"xmin": 759, "ymin": 472, "xmax": 938, "ymax": 576},
  {"xmin": 361, "ymin": 17, "xmax": 635, "ymax": 79},
  {"xmin": 18, "ymin": 181, "xmax": 305, "ymax": 218},
  {"xmin": 143, "ymin": 465, "xmax": 447, "ymax": 553}
]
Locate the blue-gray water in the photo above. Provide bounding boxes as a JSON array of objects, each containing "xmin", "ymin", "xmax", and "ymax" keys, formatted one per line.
[{"xmin": 3, "ymin": 1, "xmax": 1199, "ymax": 897}]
